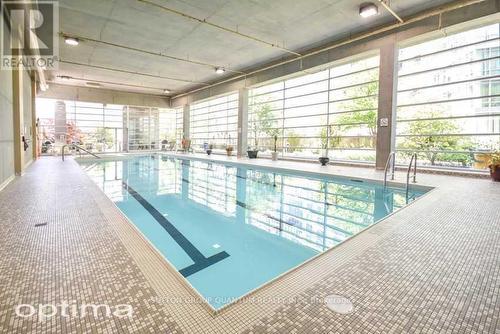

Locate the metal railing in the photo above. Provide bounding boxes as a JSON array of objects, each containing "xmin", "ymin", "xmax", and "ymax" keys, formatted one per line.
[
  {"xmin": 383, "ymin": 152, "xmax": 396, "ymax": 190},
  {"xmin": 406, "ymin": 153, "xmax": 418, "ymax": 198},
  {"xmin": 62, "ymin": 144, "xmax": 101, "ymax": 161},
  {"xmin": 384, "ymin": 151, "xmax": 418, "ymax": 198}
]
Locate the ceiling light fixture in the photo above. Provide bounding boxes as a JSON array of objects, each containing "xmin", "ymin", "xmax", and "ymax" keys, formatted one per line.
[
  {"xmin": 163, "ymin": 89, "xmax": 171, "ymax": 94},
  {"xmin": 64, "ymin": 37, "xmax": 79, "ymax": 46},
  {"xmin": 215, "ymin": 67, "xmax": 225, "ymax": 75},
  {"xmin": 359, "ymin": 3, "xmax": 379, "ymax": 18}
]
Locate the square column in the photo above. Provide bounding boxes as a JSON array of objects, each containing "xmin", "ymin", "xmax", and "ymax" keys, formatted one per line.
[
  {"xmin": 182, "ymin": 104, "xmax": 190, "ymax": 140},
  {"xmin": 375, "ymin": 42, "xmax": 399, "ymax": 170},
  {"xmin": 237, "ymin": 88, "xmax": 248, "ymax": 157},
  {"xmin": 12, "ymin": 49, "xmax": 24, "ymax": 175}
]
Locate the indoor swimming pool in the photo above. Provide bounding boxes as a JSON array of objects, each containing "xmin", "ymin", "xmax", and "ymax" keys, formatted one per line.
[{"xmin": 79, "ymin": 155, "xmax": 426, "ymax": 310}]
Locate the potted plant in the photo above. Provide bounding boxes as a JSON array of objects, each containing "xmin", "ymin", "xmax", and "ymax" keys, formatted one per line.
[
  {"xmin": 206, "ymin": 144, "xmax": 213, "ymax": 155},
  {"xmin": 271, "ymin": 135, "xmax": 279, "ymax": 161},
  {"xmin": 489, "ymin": 152, "xmax": 500, "ymax": 181},
  {"xmin": 181, "ymin": 138, "xmax": 191, "ymax": 152},
  {"xmin": 247, "ymin": 148, "xmax": 258, "ymax": 159},
  {"xmin": 247, "ymin": 138, "xmax": 259, "ymax": 159},
  {"xmin": 226, "ymin": 145, "xmax": 234, "ymax": 156},
  {"xmin": 319, "ymin": 143, "xmax": 329, "ymax": 166}
]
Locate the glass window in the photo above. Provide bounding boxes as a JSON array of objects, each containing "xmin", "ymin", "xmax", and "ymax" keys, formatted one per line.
[
  {"xmin": 36, "ymin": 98, "xmax": 125, "ymax": 154},
  {"xmin": 36, "ymin": 99, "xmax": 182, "ymax": 154},
  {"xmin": 189, "ymin": 93, "xmax": 238, "ymax": 153},
  {"xmin": 248, "ymin": 55, "xmax": 379, "ymax": 162},
  {"xmin": 128, "ymin": 107, "xmax": 156, "ymax": 150},
  {"xmin": 396, "ymin": 23, "xmax": 500, "ymax": 170},
  {"xmin": 158, "ymin": 108, "xmax": 183, "ymax": 150}
]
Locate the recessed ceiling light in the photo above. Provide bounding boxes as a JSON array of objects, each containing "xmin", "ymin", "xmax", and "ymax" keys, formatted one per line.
[
  {"xmin": 85, "ymin": 82, "xmax": 101, "ymax": 88},
  {"xmin": 163, "ymin": 89, "xmax": 171, "ymax": 94},
  {"xmin": 64, "ymin": 37, "xmax": 79, "ymax": 46},
  {"xmin": 359, "ymin": 3, "xmax": 378, "ymax": 18},
  {"xmin": 215, "ymin": 67, "xmax": 225, "ymax": 74}
]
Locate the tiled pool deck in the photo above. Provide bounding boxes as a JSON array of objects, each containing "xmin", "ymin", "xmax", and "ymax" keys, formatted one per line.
[{"xmin": 0, "ymin": 155, "xmax": 499, "ymax": 333}]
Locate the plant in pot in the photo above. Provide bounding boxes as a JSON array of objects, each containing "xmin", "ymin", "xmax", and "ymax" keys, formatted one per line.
[
  {"xmin": 271, "ymin": 135, "xmax": 279, "ymax": 161},
  {"xmin": 488, "ymin": 152, "xmax": 500, "ymax": 181},
  {"xmin": 206, "ymin": 144, "xmax": 213, "ymax": 155},
  {"xmin": 226, "ymin": 145, "xmax": 234, "ymax": 156},
  {"xmin": 318, "ymin": 140, "xmax": 330, "ymax": 166},
  {"xmin": 247, "ymin": 138, "xmax": 259, "ymax": 159},
  {"xmin": 181, "ymin": 137, "xmax": 191, "ymax": 152}
]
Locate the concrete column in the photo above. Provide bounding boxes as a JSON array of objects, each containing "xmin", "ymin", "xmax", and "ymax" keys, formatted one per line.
[
  {"xmin": 375, "ymin": 42, "xmax": 399, "ymax": 170},
  {"xmin": 12, "ymin": 50, "xmax": 23, "ymax": 175},
  {"xmin": 182, "ymin": 104, "xmax": 190, "ymax": 140},
  {"xmin": 237, "ymin": 88, "xmax": 248, "ymax": 157}
]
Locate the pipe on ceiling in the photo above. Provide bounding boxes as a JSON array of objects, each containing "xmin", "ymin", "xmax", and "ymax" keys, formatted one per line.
[
  {"xmin": 59, "ymin": 33, "xmax": 246, "ymax": 75},
  {"xmin": 51, "ymin": 76, "xmax": 170, "ymax": 92},
  {"xmin": 172, "ymin": 0, "xmax": 487, "ymax": 100},
  {"xmin": 58, "ymin": 59, "xmax": 210, "ymax": 86},
  {"xmin": 136, "ymin": 0, "xmax": 302, "ymax": 57},
  {"xmin": 378, "ymin": 0, "xmax": 404, "ymax": 23}
]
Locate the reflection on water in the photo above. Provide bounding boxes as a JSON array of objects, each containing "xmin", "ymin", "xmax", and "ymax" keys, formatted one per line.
[{"xmin": 82, "ymin": 155, "xmax": 421, "ymax": 253}]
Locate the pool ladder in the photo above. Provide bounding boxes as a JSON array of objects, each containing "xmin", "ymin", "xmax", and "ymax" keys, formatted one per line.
[
  {"xmin": 62, "ymin": 144, "xmax": 101, "ymax": 161},
  {"xmin": 383, "ymin": 152, "xmax": 417, "ymax": 198}
]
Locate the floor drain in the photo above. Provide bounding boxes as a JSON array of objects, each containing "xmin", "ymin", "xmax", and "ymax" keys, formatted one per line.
[
  {"xmin": 34, "ymin": 223, "xmax": 48, "ymax": 227},
  {"xmin": 324, "ymin": 295, "xmax": 354, "ymax": 314}
]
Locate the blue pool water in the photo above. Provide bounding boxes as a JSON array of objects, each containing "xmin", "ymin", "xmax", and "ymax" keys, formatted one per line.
[{"xmin": 79, "ymin": 155, "xmax": 425, "ymax": 309}]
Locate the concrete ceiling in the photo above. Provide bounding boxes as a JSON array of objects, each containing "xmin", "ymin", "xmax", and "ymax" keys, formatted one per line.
[{"xmin": 47, "ymin": 0, "xmax": 457, "ymax": 97}]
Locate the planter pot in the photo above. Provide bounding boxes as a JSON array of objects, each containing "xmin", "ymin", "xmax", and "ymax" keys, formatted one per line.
[
  {"xmin": 226, "ymin": 150, "xmax": 233, "ymax": 157},
  {"xmin": 206, "ymin": 149, "xmax": 212, "ymax": 155},
  {"xmin": 319, "ymin": 157, "xmax": 330, "ymax": 166},
  {"xmin": 271, "ymin": 152, "xmax": 278, "ymax": 161},
  {"xmin": 247, "ymin": 150, "xmax": 258, "ymax": 159},
  {"xmin": 489, "ymin": 164, "xmax": 500, "ymax": 182}
]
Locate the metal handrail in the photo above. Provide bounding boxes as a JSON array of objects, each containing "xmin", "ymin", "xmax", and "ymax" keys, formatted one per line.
[
  {"xmin": 383, "ymin": 152, "xmax": 396, "ymax": 190},
  {"xmin": 406, "ymin": 153, "xmax": 418, "ymax": 198},
  {"xmin": 62, "ymin": 144, "xmax": 101, "ymax": 161}
]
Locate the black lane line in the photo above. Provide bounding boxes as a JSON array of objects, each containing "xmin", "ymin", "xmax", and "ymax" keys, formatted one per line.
[{"xmin": 122, "ymin": 182, "xmax": 229, "ymax": 277}]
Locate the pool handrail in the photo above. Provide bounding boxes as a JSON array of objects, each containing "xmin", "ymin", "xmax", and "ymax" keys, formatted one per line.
[
  {"xmin": 406, "ymin": 153, "xmax": 417, "ymax": 198},
  {"xmin": 383, "ymin": 151, "xmax": 396, "ymax": 190},
  {"xmin": 62, "ymin": 144, "xmax": 101, "ymax": 161}
]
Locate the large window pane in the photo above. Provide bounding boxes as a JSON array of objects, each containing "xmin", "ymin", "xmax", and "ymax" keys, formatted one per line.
[
  {"xmin": 36, "ymin": 99, "xmax": 182, "ymax": 154},
  {"xmin": 396, "ymin": 23, "xmax": 500, "ymax": 171},
  {"xmin": 36, "ymin": 98, "xmax": 125, "ymax": 154},
  {"xmin": 248, "ymin": 55, "xmax": 379, "ymax": 162},
  {"xmin": 128, "ymin": 107, "xmax": 155, "ymax": 150},
  {"xmin": 189, "ymin": 93, "xmax": 239, "ymax": 153},
  {"xmin": 159, "ymin": 108, "xmax": 182, "ymax": 150}
]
